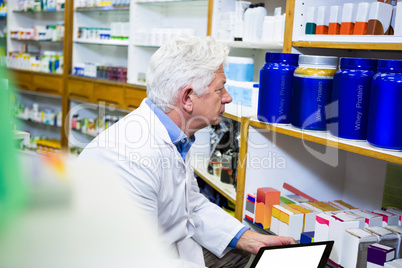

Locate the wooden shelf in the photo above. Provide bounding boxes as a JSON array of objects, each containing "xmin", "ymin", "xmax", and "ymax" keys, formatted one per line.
[
  {"xmin": 223, "ymin": 112, "xmax": 241, "ymax": 123},
  {"xmin": 249, "ymin": 119, "xmax": 402, "ymax": 165},
  {"xmin": 191, "ymin": 157, "xmax": 236, "ymax": 204},
  {"xmin": 13, "ymin": 10, "xmax": 64, "ymax": 13},
  {"xmin": 11, "ymin": 38, "xmax": 63, "ymax": 43},
  {"xmin": 292, "ymin": 41, "xmax": 402, "ymax": 51}
]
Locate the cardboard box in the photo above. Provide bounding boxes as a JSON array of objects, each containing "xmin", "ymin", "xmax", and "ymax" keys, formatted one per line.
[
  {"xmin": 373, "ymin": 210, "xmax": 399, "ymax": 227},
  {"xmin": 329, "ymin": 213, "xmax": 364, "ymax": 265},
  {"xmin": 244, "ymin": 193, "xmax": 256, "ymax": 223},
  {"xmin": 254, "ymin": 187, "xmax": 280, "ymax": 229},
  {"xmin": 276, "ymin": 204, "xmax": 304, "ymax": 240},
  {"xmin": 367, "ymin": 243, "xmax": 395, "ymax": 267},
  {"xmin": 341, "ymin": 228, "xmax": 378, "ymax": 268},
  {"xmin": 366, "ymin": 226, "xmax": 400, "ymax": 253},
  {"xmin": 288, "ymin": 203, "xmax": 315, "ymax": 232},
  {"xmin": 315, "ymin": 212, "xmax": 335, "ymax": 242},
  {"xmin": 353, "ymin": 210, "xmax": 383, "ymax": 228},
  {"xmin": 385, "ymin": 226, "xmax": 402, "ymax": 259}
]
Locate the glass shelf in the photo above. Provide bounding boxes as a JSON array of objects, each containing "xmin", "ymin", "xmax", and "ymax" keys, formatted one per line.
[
  {"xmin": 73, "ymin": 39, "xmax": 128, "ymax": 46},
  {"xmin": 75, "ymin": 5, "xmax": 130, "ymax": 12}
]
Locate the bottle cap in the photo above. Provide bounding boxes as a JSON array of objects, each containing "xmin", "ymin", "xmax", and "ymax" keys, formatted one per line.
[
  {"xmin": 340, "ymin": 57, "xmax": 378, "ymax": 70},
  {"xmin": 265, "ymin": 52, "xmax": 299, "ymax": 64},
  {"xmin": 377, "ymin": 59, "xmax": 402, "ymax": 73},
  {"xmin": 299, "ymin": 55, "xmax": 338, "ymax": 68}
]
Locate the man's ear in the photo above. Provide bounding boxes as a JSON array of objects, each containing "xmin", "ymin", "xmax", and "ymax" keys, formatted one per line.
[{"xmin": 180, "ymin": 86, "xmax": 194, "ymax": 113}]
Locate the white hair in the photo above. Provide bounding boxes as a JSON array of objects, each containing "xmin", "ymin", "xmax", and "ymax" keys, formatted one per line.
[{"xmin": 146, "ymin": 35, "xmax": 229, "ymax": 113}]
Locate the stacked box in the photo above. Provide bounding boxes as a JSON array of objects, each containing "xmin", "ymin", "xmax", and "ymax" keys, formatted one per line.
[
  {"xmin": 278, "ymin": 204, "xmax": 304, "ymax": 240},
  {"xmin": 288, "ymin": 203, "xmax": 315, "ymax": 232},
  {"xmin": 328, "ymin": 200, "xmax": 358, "ymax": 210},
  {"xmin": 315, "ymin": 212, "xmax": 335, "ymax": 242},
  {"xmin": 300, "ymin": 231, "xmax": 314, "ymax": 244},
  {"xmin": 384, "ymin": 207, "xmax": 402, "ymax": 226},
  {"xmin": 366, "ymin": 226, "xmax": 400, "ymax": 254},
  {"xmin": 329, "ymin": 212, "xmax": 364, "ymax": 265},
  {"xmin": 254, "ymin": 187, "xmax": 280, "ymax": 229},
  {"xmin": 341, "ymin": 228, "xmax": 378, "ymax": 268},
  {"xmin": 373, "ymin": 210, "xmax": 399, "ymax": 227},
  {"xmin": 385, "ymin": 226, "xmax": 402, "ymax": 259},
  {"xmin": 244, "ymin": 193, "xmax": 256, "ymax": 223},
  {"xmin": 367, "ymin": 243, "xmax": 395, "ymax": 268},
  {"xmin": 353, "ymin": 210, "xmax": 383, "ymax": 228}
]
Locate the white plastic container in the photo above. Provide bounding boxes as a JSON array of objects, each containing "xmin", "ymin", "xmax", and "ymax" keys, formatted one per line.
[
  {"xmin": 254, "ymin": 3, "xmax": 267, "ymax": 41},
  {"xmin": 224, "ymin": 56, "xmax": 254, "ymax": 82}
]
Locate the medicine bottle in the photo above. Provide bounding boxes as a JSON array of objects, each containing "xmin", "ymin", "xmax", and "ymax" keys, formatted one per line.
[
  {"xmin": 367, "ymin": 59, "xmax": 402, "ymax": 151},
  {"xmin": 329, "ymin": 57, "xmax": 378, "ymax": 140},
  {"xmin": 291, "ymin": 55, "xmax": 338, "ymax": 131},
  {"xmin": 257, "ymin": 52, "xmax": 299, "ymax": 124}
]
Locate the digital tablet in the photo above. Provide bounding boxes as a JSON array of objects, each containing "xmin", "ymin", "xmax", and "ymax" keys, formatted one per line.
[{"xmin": 250, "ymin": 241, "xmax": 334, "ymax": 268}]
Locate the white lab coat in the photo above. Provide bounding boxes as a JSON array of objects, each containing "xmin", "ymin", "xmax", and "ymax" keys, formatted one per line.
[{"xmin": 79, "ymin": 99, "xmax": 245, "ymax": 266}]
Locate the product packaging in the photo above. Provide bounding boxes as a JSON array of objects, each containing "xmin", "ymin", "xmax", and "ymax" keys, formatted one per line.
[
  {"xmin": 255, "ymin": 187, "xmax": 280, "ymax": 229},
  {"xmin": 329, "ymin": 57, "xmax": 378, "ymax": 140},
  {"xmin": 328, "ymin": 5, "xmax": 342, "ymax": 35},
  {"xmin": 316, "ymin": 6, "xmax": 329, "ymax": 34},
  {"xmin": 305, "ymin": 7, "xmax": 317, "ymax": 34},
  {"xmin": 291, "ymin": 55, "xmax": 338, "ymax": 131},
  {"xmin": 354, "ymin": 2, "xmax": 370, "ymax": 35},
  {"xmin": 367, "ymin": 60, "xmax": 402, "ymax": 151},
  {"xmin": 367, "ymin": 2, "xmax": 393, "ymax": 35},
  {"xmin": 340, "ymin": 3, "xmax": 356, "ymax": 35},
  {"xmin": 257, "ymin": 52, "xmax": 299, "ymax": 124},
  {"xmin": 367, "ymin": 243, "xmax": 396, "ymax": 267},
  {"xmin": 341, "ymin": 228, "xmax": 378, "ymax": 268}
]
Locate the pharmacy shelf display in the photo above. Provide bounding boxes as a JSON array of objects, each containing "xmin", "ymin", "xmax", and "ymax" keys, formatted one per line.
[
  {"xmin": 128, "ymin": 0, "xmax": 209, "ymax": 85},
  {"xmin": 7, "ymin": 1, "xmax": 65, "ymax": 74},
  {"xmin": 72, "ymin": 5, "xmax": 130, "ymax": 82},
  {"xmin": 68, "ymin": 99, "xmax": 129, "ymax": 156},
  {"xmin": 289, "ymin": 0, "xmax": 402, "ymax": 51},
  {"xmin": 12, "ymin": 89, "xmax": 63, "ymax": 153}
]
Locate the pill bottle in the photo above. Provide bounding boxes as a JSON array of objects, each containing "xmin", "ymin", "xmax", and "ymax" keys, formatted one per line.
[
  {"xmin": 329, "ymin": 57, "xmax": 378, "ymax": 140},
  {"xmin": 367, "ymin": 59, "xmax": 402, "ymax": 151},
  {"xmin": 257, "ymin": 52, "xmax": 299, "ymax": 124},
  {"xmin": 291, "ymin": 55, "xmax": 338, "ymax": 131}
]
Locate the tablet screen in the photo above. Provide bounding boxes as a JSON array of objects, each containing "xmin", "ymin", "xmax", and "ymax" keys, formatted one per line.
[{"xmin": 251, "ymin": 241, "xmax": 333, "ymax": 268}]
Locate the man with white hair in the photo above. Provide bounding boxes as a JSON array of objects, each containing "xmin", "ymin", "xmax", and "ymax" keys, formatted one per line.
[{"xmin": 79, "ymin": 36, "xmax": 295, "ymax": 267}]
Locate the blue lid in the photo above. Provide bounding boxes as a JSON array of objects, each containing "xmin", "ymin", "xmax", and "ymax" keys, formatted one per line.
[
  {"xmin": 377, "ymin": 59, "xmax": 402, "ymax": 72},
  {"xmin": 265, "ymin": 52, "xmax": 299, "ymax": 64},
  {"xmin": 339, "ymin": 57, "xmax": 378, "ymax": 70}
]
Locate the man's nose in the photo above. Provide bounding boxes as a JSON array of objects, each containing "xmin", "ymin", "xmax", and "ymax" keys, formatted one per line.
[{"xmin": 222, "ymin": 87, "xmax": 232, "ymax": 104}]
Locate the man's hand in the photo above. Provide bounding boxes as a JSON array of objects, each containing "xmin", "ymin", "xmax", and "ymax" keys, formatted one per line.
[{"xmin": 235, "ymin": 230, "xmax": 296, "ymax": 255}]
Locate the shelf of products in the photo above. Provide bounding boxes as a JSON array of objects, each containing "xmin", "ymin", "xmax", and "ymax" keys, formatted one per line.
[
  {"xmin": 191, "ymin": 156, "xmax": 236, "ymax": 204},
  {"xmin": 291, "ymin": 0, "xmax": 402, "ymax": 51},
  {"xmin": 73, "ymin": 39, "xmax": 128, "ymax": 46},
  {"xmin": 75, "ymin": 5, "xmax": 130, "ymax": 12},
  {"xmin": 249, "ymin": 119, "xmax": 402, "ymax": 165}
]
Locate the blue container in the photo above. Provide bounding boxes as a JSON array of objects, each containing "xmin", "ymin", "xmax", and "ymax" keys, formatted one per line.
[
  {"xmin": 367, "ymin": 59, "xmax": 402, "ymax": 150},
  {"xmin": 224, "ymin": 56, "xmax": 254, "ymax": 82},
  {"xmin": 291, "ymin": 55, "xmax": 338, "ymax": 131},
  {"xmin": 257, "ymin": 52, "xmax": 299, "ymax": 124},
  {"xmin": 329, "ymin": 58, "xmax": 378, "ymax": 140}
]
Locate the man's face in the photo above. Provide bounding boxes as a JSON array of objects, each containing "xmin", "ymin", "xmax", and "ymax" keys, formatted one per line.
[{"xmin": 192, "ymin": 65, "xmax": 232, "ymax": 127}]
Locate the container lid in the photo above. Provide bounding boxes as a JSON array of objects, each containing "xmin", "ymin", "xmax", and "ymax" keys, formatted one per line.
[
  {"xmin": 227, "ymin": 56, "xmax": 254, "ymax": 64},
  {"xmin": 377, "ymin": 59, "xmax": 402, "ymax": 72},
  {"xmin": 265, "ymin": 52, "xmax": 299, "ymax": 64},
  {"xmin": 340, "ymin": 57, "xmax": 378, "ymax": 70},
  {"xmin": 299, "ymin": 55, "xmax": 338, "ymax": 68}
]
